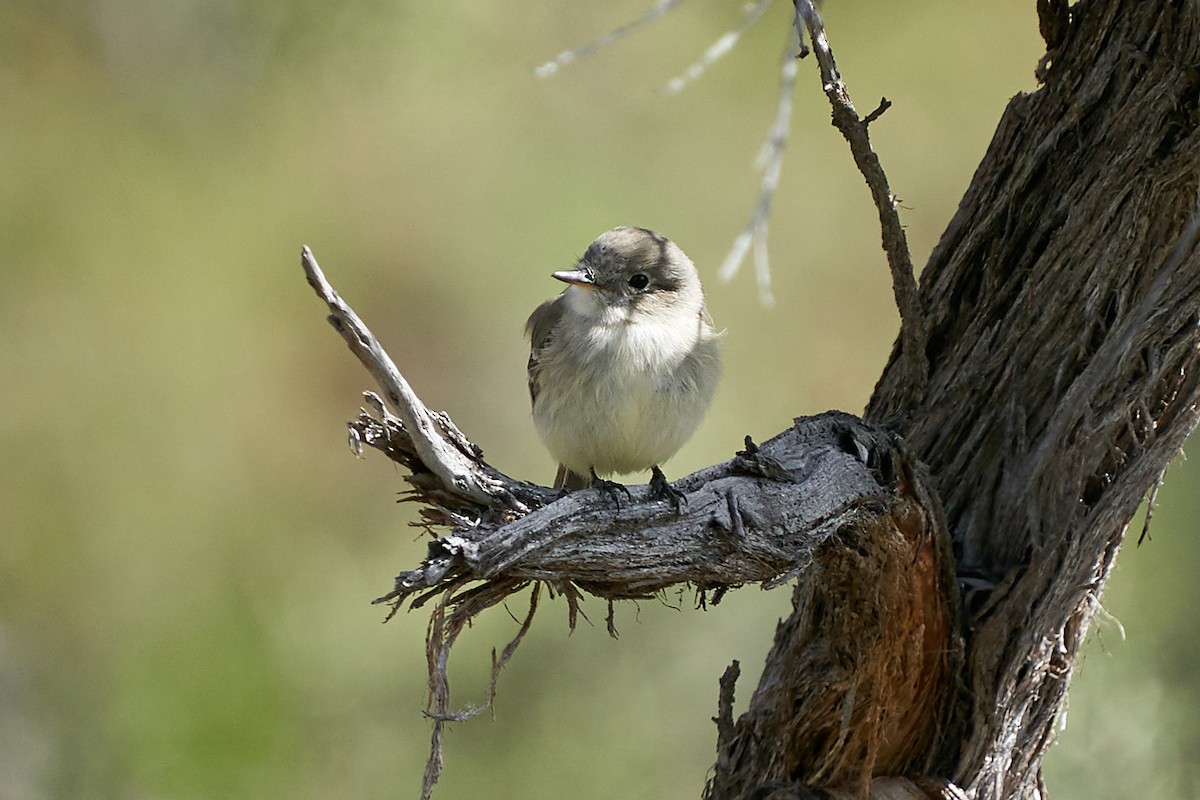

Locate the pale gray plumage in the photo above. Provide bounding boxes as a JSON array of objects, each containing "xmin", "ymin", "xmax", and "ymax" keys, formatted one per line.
[{"xmin": 526, "ymin": 227, "xmax": 721, "ymax": 491}]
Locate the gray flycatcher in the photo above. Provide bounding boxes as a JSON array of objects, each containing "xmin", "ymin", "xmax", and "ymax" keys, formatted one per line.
[{"xmin": 525, "ymin": 226, "xmax": 722, "ymax": 503}]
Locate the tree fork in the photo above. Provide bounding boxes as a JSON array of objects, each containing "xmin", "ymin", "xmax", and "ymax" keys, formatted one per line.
[{"xmin": 706, "ymin": 452, "xmax": 961, "ymax": 799}]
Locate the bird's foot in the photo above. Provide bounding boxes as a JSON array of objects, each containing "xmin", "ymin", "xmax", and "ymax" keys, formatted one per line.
[
  {"xmin": 649, "ymin": 466, "xmax": 687, "ymax": 514},
  {"xmin": 590, "ymin": 468, "xmax": 632, "ymax": 512}
]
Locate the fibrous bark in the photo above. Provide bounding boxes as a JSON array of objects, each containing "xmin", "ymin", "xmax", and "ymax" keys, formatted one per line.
[{"xmin": 868, "ymin": 1, "xmax": 1200, "ymax": 795}]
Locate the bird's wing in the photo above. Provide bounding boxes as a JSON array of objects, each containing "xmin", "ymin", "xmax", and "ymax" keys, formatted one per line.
[{"xmin": 524, "ymin": 297, "xmax": 565, "ymax": 408}]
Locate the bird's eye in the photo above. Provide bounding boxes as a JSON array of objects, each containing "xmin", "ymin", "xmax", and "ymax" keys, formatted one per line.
[{"xmin": 628, "ymin": 273, "xmax": 650, "ymax": 290}]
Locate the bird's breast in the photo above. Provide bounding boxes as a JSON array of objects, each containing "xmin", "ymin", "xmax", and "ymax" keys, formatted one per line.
[{"xmin": 532, "ymin": 308, "xmax": 719, "ymax": 477}]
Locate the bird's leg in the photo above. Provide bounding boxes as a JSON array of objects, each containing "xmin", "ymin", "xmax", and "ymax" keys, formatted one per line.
[
  {"xmin": 649, "ymin": 466, "xmax": 687, "ymax": 514},
  {"xmin": 555, "ymin": 464, "xmax": 591, "ymax": 491},
  {"xmin": 590, "ymin": 467, "xmax": 631, "ymax": 512}
]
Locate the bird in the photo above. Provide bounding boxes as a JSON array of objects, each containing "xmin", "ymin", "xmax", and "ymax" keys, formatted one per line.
[{"xmin": 525, "ymin": 226, "xmax": 721, "ymax": 506}]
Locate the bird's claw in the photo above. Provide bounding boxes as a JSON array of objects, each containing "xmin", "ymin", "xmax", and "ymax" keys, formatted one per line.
[
  {"xmin": 590, "ymin": 468, "xmax": 632, "ymax": 512},
  {"xmin": 650, "ymin": 466, "xmax": 687, "ymax": 515}
]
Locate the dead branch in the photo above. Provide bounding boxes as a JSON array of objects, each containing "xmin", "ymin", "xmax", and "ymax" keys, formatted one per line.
[
  {"xmin": 793, "ymin": 0, "xmax": 929, "ymax": 408},
  {"xmin": 364, "ymin": 411, "xmax": 899, "ymax": 610},
  {"xmin": 533, "ymin": 0, "xmax": 690, "ymax": 78},
  {"xmin": 662, "ymin": 0, "xmax": 776, "ymax": 95},
  {"xmin": 303, "ymin": 246, "xmax": 550, "ymax": 516},
  {"xmin": 718, "ymin": 40, "xmax": 799, "ymax": 307}
]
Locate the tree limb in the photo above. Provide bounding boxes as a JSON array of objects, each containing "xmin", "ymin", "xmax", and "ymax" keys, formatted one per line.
[
  {"xmin": 793, "ymin": 0, "xmax": 929, "ymax": 408},
  {"xmin": 303, "ymin": 245, "xmax": 547, "ymax": 515},
  {"xmin": 375, "ymin": 413, "xmax": 902, "ymax": 606}
]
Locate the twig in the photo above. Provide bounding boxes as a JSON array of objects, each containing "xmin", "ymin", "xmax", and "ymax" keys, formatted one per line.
[
  {"xmin": 1137, "ymin": 467, "xmax": 1166, "ymax": 546},
  {"xmin": 420, "ymin": 577, "xmax": 531, "ymax": 800},
  {"xmin": 715, "ymin": 660, "xmax": 741, "ymax": 750},
  {"xmin": 534, "ymin": 0, "xmax": 690, "ymax": 77},
  {"xmin": 486, "ymin": 584, "xmax": 541, "ymax": 713},
  {"xmin": 793, "ymin": 0, "xmax": 929, "ymax": 403},
  {"xmin": 301, "ymin": 246, "xmax": 518, "ymax": 509},
  {"xmin": 533, "ymin": 0, "xmax": 790, "ymax": 308},
  {"xmin": 718, "ymin": 39, "xmax": 800, "ymax": 307},
  {"xmin": 662, "ymin": 0, "xmax": 776, "ymax": 95},
  {"xmin": 704, "ymin": 659, "xmax": 741, "ymax": 798}
]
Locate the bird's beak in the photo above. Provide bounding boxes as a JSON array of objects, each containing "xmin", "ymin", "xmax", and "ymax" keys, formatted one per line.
[{"xmin": 552, "ymin": 268, "xmax": 595, "ymax": 287}]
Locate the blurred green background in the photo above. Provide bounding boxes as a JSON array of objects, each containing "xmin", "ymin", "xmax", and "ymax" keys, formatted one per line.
[{"xmin": 2, "ymin": 1, "xmax": 1197, "ymax": 798}]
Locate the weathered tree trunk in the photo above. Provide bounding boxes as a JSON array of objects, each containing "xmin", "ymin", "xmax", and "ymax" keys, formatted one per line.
[{"xmin": 708, "ymin": 1, "xmax": 1200, "ymax": 797}]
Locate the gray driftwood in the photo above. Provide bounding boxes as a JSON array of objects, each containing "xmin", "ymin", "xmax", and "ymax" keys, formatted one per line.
[
  {"xmin": 372, "ymin": 412, "xmax": 903, "ymax": 599},
  {"xmin": 302, "ymin": 1, "xmax": 1200, "ymax": 799}
]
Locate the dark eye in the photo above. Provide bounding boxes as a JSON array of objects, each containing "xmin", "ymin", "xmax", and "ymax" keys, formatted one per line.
[{"xmin": 628, "ymin": 273, "xmax": 650, "ymax": 290}]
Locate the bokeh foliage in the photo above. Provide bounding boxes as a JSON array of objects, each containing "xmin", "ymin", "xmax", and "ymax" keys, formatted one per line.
[{"xmin": 1, "ymin": 1, "xmax": 1196, "ymax": 798}]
